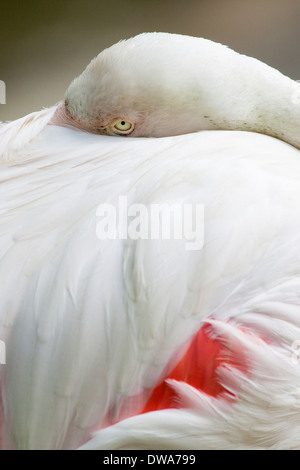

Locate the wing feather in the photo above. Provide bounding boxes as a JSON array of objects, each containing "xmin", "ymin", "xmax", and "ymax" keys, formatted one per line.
[{"xmin": 1, "ymin": 122, "xmax": 300, "ymax": 448}]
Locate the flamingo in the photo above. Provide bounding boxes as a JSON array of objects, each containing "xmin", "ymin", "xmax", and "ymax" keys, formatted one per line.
[{"xmin": 1, "ymin": 32, "xmax": 300, "ymax": 450}]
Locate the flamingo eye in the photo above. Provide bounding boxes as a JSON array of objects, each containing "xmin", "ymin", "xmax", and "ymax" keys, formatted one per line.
[{"xmin": 113, "ymin": 119, "xmax": 134, "ymax": 135}]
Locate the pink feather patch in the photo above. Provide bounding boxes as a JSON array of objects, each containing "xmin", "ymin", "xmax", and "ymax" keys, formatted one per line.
[{"xmin": 142, "ymin": 322, "xmax": 251, "ymax": 413}]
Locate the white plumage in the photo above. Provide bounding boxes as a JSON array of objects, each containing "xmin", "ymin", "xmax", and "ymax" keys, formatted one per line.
[{"xmin": 1, "ymin": 33, "xmax": 300, "ymax": 450}]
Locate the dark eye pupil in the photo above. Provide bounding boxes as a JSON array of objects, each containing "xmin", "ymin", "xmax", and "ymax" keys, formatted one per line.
[{"xmin": 121, "ymin": 121, "xmax": 126, "ymax": 126}]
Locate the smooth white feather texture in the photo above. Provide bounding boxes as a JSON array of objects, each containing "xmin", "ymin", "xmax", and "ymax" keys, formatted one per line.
[
  {"xmin": 0, "ymin": 107, "xmax": 56, "ymax": 162},
  {"xmin": 1, "ymin": 110, "xmax": 300, "ymax": 449}
]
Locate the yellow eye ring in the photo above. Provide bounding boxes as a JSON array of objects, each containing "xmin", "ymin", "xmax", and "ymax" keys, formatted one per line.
[{"xmin": 113, "ymin": 119, "xmax": 135, "ymax": 135}]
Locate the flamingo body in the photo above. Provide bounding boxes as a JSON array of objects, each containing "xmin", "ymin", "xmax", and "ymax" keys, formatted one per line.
[
  {"xmin": 0, "ymin": 114, "xmax": 300, "ymax": 448},
  {"xmin": 1, "ymin": 32, "xmax": 300, "ymax": 449}
]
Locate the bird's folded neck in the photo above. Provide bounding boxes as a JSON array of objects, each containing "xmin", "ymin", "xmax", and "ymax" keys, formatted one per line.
[
  {"xmin": 244, "ymin": 78, "xmax": 300, "ymax": 149},
  {"xmin": 200, "ymin": 58, "xmax": 300, "ymax": 150}
]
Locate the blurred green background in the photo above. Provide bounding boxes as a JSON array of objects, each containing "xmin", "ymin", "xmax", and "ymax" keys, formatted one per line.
[{"xmin": 1, "ymin": 0, "xmax": 299, "ymax": 121}]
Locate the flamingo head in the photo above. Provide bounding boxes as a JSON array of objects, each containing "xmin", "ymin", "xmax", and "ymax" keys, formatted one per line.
[{"xmin": 53, "ymin": 32, "xmax": 300, "ymax": 147}]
